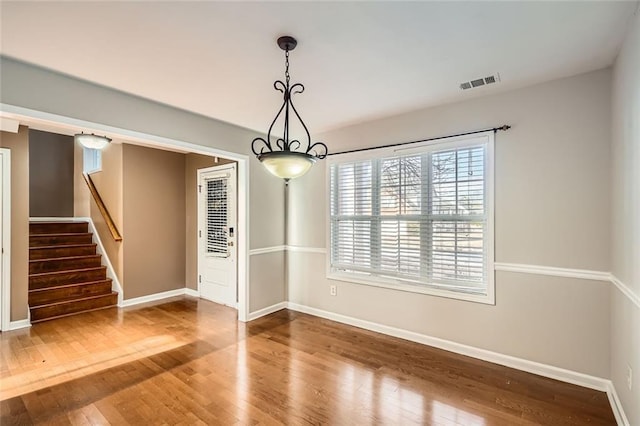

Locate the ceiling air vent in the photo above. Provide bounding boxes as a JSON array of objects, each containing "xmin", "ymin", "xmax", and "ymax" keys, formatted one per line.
[{"xmin": 460, "ymin": 73, "xmax": 500, "ymax": 90}]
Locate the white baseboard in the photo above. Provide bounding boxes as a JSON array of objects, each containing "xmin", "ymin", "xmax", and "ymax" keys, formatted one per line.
[
  {"xmin": 286, "ymin": 302, "xmax": 609, "ymax": 391},
  {"xmin": 286, "ymin": 302, "xmax": 630, "ymax": 424},
  {"xmin": 606, "ymin": 381, "xmax": 631, "ymax": 426},
  {"xmin": 184, "ymin": 288, "xmax": 200, "ymax": 297},
  {"xmin": 120, "ymin": 288, "xmax": 187, "ymax": 308},
  {"xmin": 7, "ymin": 318, "xmax": 31, "ymax": 331},
  {"xmin": 247, "ymin": 302, "xmax": 288, "ymax": 321}
]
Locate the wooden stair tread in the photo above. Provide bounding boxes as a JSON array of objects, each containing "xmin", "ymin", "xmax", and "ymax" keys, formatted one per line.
[
  {"xmin": 29, "ymin": 254, "xmax": 101, "ymax": 263},
  {"xmin": 29, "ymin": 222, "xmax": 89, "ymax": 235},
  {"xmin": 28, "ymin": 220, "xmax": 118, "ymax": 323},
  {"xmin": 30, "ymin": 221, "xmax": 86, "ymax": 225},
  {"xmin": 30, "ymin": 243, "xmax": 96, "ymax": 251},
  {"xmin": 29, "ymin": 279, "xmax": 112, "ymax": 293},
  {"xmin": 30, "ymin": 232, "xmax": 93, "ymax": 237},
  {"xmin": 30, "ymin": 305, "xmax": 117, "ymax": 324},
  {"xmin": 30, "ymin": 291, "xmax": 118, "ymax": 309},
  {"xmin": 29, "ymin": 266, "xmax": 106, "ymax": 278}
]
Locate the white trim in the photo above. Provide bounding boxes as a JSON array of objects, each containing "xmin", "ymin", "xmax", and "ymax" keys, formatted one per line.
[
  {"xmin": 0, "ymin": 104, "xmax": 243, "ymax": 161},
  {"xmin": 29, "ymin": 217, "xmax": 89, "ymax": 222},
  {"xmin": 237, "ymin": 159, "xmax": 249, "ymax": 322},
  {"xmin": 2, "ymin": 103, "xmax": 250, "ymax": 324},
  {"xmin": 610, "ymin": 274, "xmax": 640, "ymax": 310},
  {"xmin": 326, "ymin": 132, "xmax": 496, "ymax": 306},
  {"xmin": 247, "ymin": 302, "xmax": 288, "ymax": 321},
  {"xmin": 120, "ymin": 288, "xmax": 187, "ymax": 308},
  {"xmin": 285, "ymin": 248, "xmax": 640, "ymax": 310},
  {"xmin": 247, "ymin": 245, "xmax": 326, "ymax": 255},
  {"xmin": 606, "ymin": 381, "xmax": 631, "ymax": 426},
  {"xmin": 249, "ymin": 245, "xmax": 286, "ymax": 256},
  {"xmin": 7, "ymin": 319, "xmax": 31, "ymax": 331},
  {"xmin": 185, "ymin": 288, "xmax": 200, "ymax": 297},
  {"xmin": 29, "ymin": 217, "xmax": 125, "ymax": 307},
  {"xmin": 286, "ymin": 245, "xmax": 326, "ymax": 254},
  {"xmin": 0, "ymin": 117, "xmax": 19, "ymax": 133},
  {"xmin": 286, "ymin": 302, "xmax": 609, "ymax": 390},
  {"xmin": 0, "ymin": 148, "xmax": 11, "ymax": 331},
  {"xmin": 495, "ymin": 262, "xmax": 611, "ymax": 281}
]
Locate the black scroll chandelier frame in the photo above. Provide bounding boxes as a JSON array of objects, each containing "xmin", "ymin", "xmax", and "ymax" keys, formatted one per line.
[{"xmin": 251, "ymin": 36, "xmax": 328, "ymax": 172}]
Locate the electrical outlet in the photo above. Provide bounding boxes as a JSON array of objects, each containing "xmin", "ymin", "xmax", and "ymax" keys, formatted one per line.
[
  {"xmin": 330, "ymin": 285, "xmax": 337, "ymax": 296},
  {"xmin": 627, "ymin": 365, "xmax": 633, "ymax": 390}
]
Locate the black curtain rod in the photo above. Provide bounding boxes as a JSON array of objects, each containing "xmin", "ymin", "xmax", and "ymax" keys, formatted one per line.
[{"xmin": 327, "ymin": 125, "xmax": 511, "ymax": 156}]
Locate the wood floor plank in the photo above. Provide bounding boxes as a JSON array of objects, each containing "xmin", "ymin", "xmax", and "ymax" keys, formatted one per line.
[{"xmin": 0, "ymin": 297, "xmax": 616, "ymax": 425}]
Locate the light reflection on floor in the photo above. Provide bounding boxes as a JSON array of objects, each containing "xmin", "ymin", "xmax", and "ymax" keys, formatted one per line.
[
  {"xmin": 432, "ymin": 400, "xmax": 486, "ymax": 426},
  {"xmin": 0, "ymin": 335, "xmax": 182, "ymax": 401}
]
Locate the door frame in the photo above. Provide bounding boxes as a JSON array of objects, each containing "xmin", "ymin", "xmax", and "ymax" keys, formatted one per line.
[
  {"xmin": 0, "ymin": 104, "xmax": 251, "ymax": 322},
  {"xmin": 197, "ymin": 163, "xmax": 238, "ymax": 307},
  {"xmin": 0, "ymin": 148, "xmax": 11, "ymax": 331}
]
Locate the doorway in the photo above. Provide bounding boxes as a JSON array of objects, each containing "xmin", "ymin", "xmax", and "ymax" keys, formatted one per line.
[
  {"xmin": 198, "ymin": 164, "xmax": 237, "ymax": 308},
  {"xmin": 0, "ymin": 105, "xmax": 251, "ymax": 323}
]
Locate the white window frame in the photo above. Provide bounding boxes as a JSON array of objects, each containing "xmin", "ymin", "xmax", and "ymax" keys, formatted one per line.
[
  {"xmin": 326, "ymin": 131, "xmax": 495, "ymax": 305},
  {"xmin": 83, "ymin": 147, "xmax": 102, "ymax": 174}
]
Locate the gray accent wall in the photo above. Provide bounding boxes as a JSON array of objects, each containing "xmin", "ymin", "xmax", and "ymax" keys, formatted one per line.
[
  {"xmin": 287, "ymin": 69, "xmax": 613, "ymax": 378},
  {"xmin": 28, "ymin": 129, "xmax": 74, "ymax": 217}
]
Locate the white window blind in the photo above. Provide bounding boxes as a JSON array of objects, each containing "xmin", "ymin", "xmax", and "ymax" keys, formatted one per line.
[
  {"xmin": 206, "ymin": 177, "xmax": 229, "ymax": 257},
  {"xmin": 329, "ymin": 134, "xmax": 494, "ymax": 302}
]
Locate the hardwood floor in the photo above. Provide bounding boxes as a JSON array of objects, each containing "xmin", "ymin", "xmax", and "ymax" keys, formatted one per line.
[{"xmin": 0, "ymin": 297, "xmax": 615, "ymax": 425}]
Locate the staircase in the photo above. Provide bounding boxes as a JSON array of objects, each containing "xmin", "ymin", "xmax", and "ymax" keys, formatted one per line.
[{"xmin": 29, "ymin": 221, "xmax": 118, "ymax": 323}]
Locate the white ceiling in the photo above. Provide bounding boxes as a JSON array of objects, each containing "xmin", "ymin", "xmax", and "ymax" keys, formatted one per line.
[{"xmin": 0, "ymin": 1, "xmax": 637, "ymax": 134}]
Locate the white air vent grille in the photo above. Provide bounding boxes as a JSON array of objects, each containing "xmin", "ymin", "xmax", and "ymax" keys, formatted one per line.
[{"xmin": 460, "ymin": 73, "xmax": 500, "ymax": 90}]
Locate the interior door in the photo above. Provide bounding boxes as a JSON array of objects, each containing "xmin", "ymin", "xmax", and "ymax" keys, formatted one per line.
[{"xmin": 198, "ymin": 164, "xmax": 237, "ymax": 308}]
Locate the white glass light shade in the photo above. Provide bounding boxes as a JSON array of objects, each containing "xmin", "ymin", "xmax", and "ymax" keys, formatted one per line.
[
  {"xmin": 258, "ymin": 151, "xmax": 317, "ymax": 180},
  {"xmin": 75, "ymin": 133, "xmax": 111, "ymax": 150}
]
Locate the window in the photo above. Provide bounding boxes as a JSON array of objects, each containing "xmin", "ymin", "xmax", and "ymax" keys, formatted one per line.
[
  {"xmin": 206, "ymin": 176, "xmax": 229, "ymax": 256},
  {"xmin": 83, "ymin": 147, "xmax": 102, "ymax": 173},
  {"xmin": 328, "ymin": 133, "xmax": 494, "ymax": 304}
]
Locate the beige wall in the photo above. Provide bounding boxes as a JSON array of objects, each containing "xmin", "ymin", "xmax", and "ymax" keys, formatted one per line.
[
  {"xmin": 249, "ymin": 157, "xmax": 285, "ymax": 250},
  {"xmin": 28, "ymin": 130, "xmax": 74, "ymax": 217},
  {"xmin": 288, "ymin": 69, "xmax": 612, "ymax": 378},
  {"xmin": 250, "ymin": 251, "xmax": 286, "ymax": 311},
  {"xmin": 0, "ymin": 126, "xmax": 29, "ymax": 321},
  {"xmin": 89, "ymin": 142, "xmax": 124, "ymax": 282},
  {"xmin": 610, "ymin": 10, "xmax": 640, "ymax": 425},
  {"xmin": 122, "ymin": 144, "xmax": 186, "ymax": 299},
  {"xmin": 184, "ymin": 153, "xmax": 234, "ymax": 290},
  {"xmin": 248, "ymin": 158, "xmax": 286, "ymax": 311}
]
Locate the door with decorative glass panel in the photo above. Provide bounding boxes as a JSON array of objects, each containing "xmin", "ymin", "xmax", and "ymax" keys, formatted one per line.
[{"xmin": 198, "ymin": 164, "xmax": 237, "ymax": 308}]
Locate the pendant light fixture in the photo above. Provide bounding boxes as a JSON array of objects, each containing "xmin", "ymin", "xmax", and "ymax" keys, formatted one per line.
[
  {"xmin": 75, "ymin": 132, "xmax": 111, "ymax": 150},
  {"xmin": 252, "ymin": 36, "xmax": 328, "ymax": 181}
]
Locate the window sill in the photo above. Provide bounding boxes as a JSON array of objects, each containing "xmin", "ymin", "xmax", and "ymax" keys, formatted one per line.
[{"xmin": 327, "ymin": 272, "xmax": 495, "ymax": 305}]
